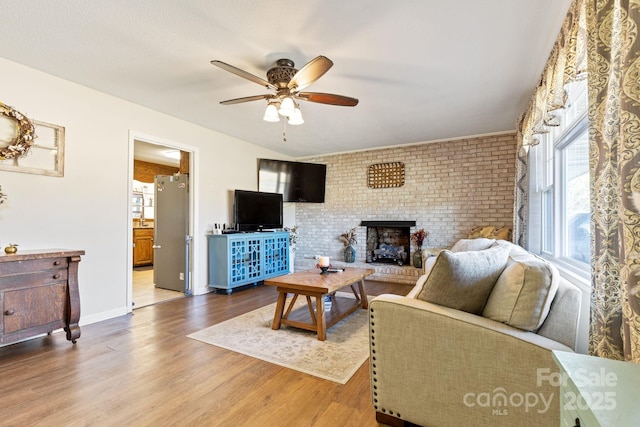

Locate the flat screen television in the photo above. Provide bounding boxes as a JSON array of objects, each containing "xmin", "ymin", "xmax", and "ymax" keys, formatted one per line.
[
  {"xmin": 258, "ymin": 158, "xmax": 326, "ymax": 203},
  {"xmin": 233, "ymin": 189, "xmax": 283, "ymax": 232}
]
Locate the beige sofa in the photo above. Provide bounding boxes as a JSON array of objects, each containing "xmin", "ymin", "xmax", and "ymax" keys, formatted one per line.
[{"xmin": 369, "ymin": 239, "xmax": 581, "ymax": 426}]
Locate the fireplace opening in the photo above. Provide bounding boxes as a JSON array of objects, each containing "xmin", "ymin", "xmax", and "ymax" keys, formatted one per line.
[{"xmin": 361, "ymin": 221, "xmax": 416, "ymax": 266}]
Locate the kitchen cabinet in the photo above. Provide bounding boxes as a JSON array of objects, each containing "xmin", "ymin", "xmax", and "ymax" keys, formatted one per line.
[
  {"xmin": 133, "ymin": 228, "xmax": 154, "ymax": 267},
  {"xmin": 0, "ymin": 249, "xmax": 84, "ymax": 345},
  {"xmin": 207, "ymin": 232, "xmax": 289, "ymax": 293}
]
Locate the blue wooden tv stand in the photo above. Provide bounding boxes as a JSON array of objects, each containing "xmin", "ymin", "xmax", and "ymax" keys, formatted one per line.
[{"xmin": 207, "ymin": 231, "xmax": 289, "ymax": 293}]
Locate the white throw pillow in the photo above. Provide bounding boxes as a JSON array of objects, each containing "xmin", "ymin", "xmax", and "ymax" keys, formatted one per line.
[
  {"xmin": 451, "ymin": 238, "xmax": 496, "ymax": 252},
  {"xmin": 416, "ymin": 246, "xmax": 509, "ymax": 315},
  {"xmin": 482, "ymin": 251, "xmax": 559, "ymax": 331},
  {"xmin": 491, "ymin": 240, "xmax": 529, "ymax": 258}
]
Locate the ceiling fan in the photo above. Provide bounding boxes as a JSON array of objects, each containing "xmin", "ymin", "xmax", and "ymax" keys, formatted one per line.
[{"xmin": 210, "ymin": 56, "xmax": 358, "ymax": 125}]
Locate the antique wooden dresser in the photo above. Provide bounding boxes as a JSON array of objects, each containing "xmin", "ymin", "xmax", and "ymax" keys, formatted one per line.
[{"xmin": 0, "ymin": 249, "xmax": 84, "ymax": 345}]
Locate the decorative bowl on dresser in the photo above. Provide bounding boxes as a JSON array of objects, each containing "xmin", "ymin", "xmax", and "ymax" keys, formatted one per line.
[{"xmin": 0, "ymin": 249, "xmax": 84, "ymax": 345}]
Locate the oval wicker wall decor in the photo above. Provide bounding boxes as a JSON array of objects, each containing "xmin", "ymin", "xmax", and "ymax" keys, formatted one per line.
[{"xmin": 367, "ymin": 162, "xmax": 405, "ymax": 188}]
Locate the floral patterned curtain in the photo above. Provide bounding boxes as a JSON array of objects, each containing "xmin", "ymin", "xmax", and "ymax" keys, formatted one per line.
[
  {"xmin": 517, "ymin": 0, "xmax": 640, "ymax": 362},
  {"xmin": 588, "ymin": 0, "xmax": 640, "ymax": 362},
  {"xmin": 513, "ymin": 144, "xmax": 528, "ymax": 247},
  {"xmin": 514, "ymin": 0, "xmax": 587, "ymax": 246}
]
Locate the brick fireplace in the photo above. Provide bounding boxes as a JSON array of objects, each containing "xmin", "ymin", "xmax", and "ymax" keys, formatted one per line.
[
  {"xmin": 292, "ymin": 133, "xmax": 517, "ymax": 284},
  {"xmin": 361, "ymin": 220, "xmax": 416, "ymax": 266}
]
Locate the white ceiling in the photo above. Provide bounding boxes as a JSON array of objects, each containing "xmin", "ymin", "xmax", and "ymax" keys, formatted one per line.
[
  {"xmin": 0, "ymin": 1, "xmax": 571, "ymax": 158},
  {"xmin": 134, "ymin": 141, "xmax": 181, "ymax": 167}
]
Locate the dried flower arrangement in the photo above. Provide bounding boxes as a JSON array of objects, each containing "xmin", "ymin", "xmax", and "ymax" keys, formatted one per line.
[
  {"xmin": 284, "ymin": 225, "xmax": 298, "ymax": 253},
  {"xmin": 411, "ymin": 228, "xmax": 429, "ymax": 248},
  {"xmin": 339, "ymin": 227, "xmax": 358, "ymax": 247}
]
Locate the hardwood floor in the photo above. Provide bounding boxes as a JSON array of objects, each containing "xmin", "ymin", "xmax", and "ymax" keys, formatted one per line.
[
  {"xmin": 0, "ymin": 280, "xmax": 412, "ymax": 426},
  {"xmin": 132, "ymin": 267, "xmax": 184, "ymax": 309}
]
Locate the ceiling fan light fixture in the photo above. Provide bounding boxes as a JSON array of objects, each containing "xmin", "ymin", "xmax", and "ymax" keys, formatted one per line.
[
  {"xmin": 288, "ymin": 107, "xmax": 304, "ymax": 125},
  {"xmin": 263, "ymin": 102, "xmax": 280, "ymax": 122},
  {"xmin": 278, "ymin": 96, "xmax": 296, "ymax": 117},
  {"xmin": 212, "ymin": 56, "xmax": 358, "ymax": 130}
]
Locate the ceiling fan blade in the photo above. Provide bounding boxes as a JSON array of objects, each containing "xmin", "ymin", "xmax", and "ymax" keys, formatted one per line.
[
  {"xmin": 211, "ymin": 60, "xmax": 277, "ymax": 90},
  {"xmin": 297, "ymin": 92, "xmax": 359, "ymax": 107},
  {"xmin": 288, "ymin": 56, "xmax": 333, "ymax": 91},
  {"xmin": 219, "ymin": 94, "xmax": 272, "ymax": 105}
]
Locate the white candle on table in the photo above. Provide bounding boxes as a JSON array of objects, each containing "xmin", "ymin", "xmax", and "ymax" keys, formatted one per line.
[{"xmin": 318, "ymin": 256, "xmax": 330, "ymax": 267}]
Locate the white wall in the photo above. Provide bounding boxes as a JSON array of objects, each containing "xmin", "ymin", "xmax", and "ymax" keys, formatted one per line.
[{"xmin": 0, "ymin": 58, "xmax": 291, "ymax": 324}]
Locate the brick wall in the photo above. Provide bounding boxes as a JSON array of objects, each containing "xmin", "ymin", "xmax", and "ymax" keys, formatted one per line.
[{"xmin": 293, "ymin": 132, "xmax": 517, "ymax": 283}]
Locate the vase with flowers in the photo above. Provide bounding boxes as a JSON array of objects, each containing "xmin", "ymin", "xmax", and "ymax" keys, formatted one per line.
[
  {"xmin": 339, "ymin": 227, "xmax": 358, "ymax": 263},
  {"xmin": 284, "ymin": 225, "xmax": 298, "ymax": 272},
  {"xmin": 411, "ymin": 228, "xmax": 429, "ymax": 269}
]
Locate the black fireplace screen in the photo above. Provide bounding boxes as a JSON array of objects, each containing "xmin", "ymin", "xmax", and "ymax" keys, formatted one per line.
[{"xmin": 361, "ymin": 221, "xmax": 416, "ymax": 266}]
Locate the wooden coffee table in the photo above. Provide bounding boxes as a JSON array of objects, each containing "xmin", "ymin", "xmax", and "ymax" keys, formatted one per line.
[{"xmin": 265, "ymin": 267, "xmax": 375, "ymax": 341}]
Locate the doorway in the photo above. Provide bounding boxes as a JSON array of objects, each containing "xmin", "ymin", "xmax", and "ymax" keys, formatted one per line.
[{"xmin": 129, "ymin": 136, "xmax": 194, "ymax": 310}]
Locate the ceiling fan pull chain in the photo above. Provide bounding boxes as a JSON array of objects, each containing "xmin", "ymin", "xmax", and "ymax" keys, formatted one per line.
[{"xmin": 282, "ymin": 119, "xmax": 287, "ymax": 143}]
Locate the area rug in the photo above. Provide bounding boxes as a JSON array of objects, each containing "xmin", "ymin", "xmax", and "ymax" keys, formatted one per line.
[{"xmin": 187, "ymin": 293, "xmax": 370, "ymax": 384}]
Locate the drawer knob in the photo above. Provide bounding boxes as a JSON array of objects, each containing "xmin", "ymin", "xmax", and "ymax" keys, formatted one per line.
[
  {"xmin": 4, "ymin": 309, "xmax": 15, "ymax": 316},
  {"xmin": 53, "ymin": 260, "xmax": 61, "ymax": 265},
  {"xmin": 53, "ymin": 273, "xmax": 61, "ymax": 279}
]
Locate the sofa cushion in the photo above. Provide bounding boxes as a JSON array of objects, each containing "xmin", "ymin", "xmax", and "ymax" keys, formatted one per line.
[
  {"xmin": 451, "ymin": 238, "xmax": 496, "ymax": 252},
  {"xmin": 416, "ymin": 245, "xmax": 509, "ymax": 314},
  {"xmin": 492, "ymin": 239, "xmax": 528, "ymax": 255},
  {"xmin": 468, "ymin": 225, "xmax": 512, "ymax": 241},
  {"xmin": 482, "ymin": 250, "xmax": 559, "ymax": 331},
  {"xmin": 423, "ymin": 255, "xmax": 437, "ymax": 275}
]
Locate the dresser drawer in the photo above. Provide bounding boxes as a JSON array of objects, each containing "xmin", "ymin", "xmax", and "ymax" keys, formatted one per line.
[
  {"xmin": 0, "ymin": 257, "xmax": 68, "ymax": 276},
  {"xmin": 0, "ymin": 268, "xmax": 68, "ymax": 288},
  {"xmin": 3, "ymin": 282, "xmax": 68, "ymax": 334},
  {"xmin": 560, "ymin": 407, "xmax": 581, "ymax": 426},
  {"xmin": 553, "ymin": 350, "xmax": 640, "ymax": 427}
]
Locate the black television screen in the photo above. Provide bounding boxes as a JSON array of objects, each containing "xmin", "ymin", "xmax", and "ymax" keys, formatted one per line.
[
  {"xmin": 258, "ymin": 158, "xmax": 326, "ymax": 203},
  {"xmin": 233, "ymin": 190, "xmax": 283, "ymax": 232}
]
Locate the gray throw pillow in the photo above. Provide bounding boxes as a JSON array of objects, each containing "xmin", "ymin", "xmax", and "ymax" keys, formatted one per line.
[
  {"xmin": 416, "ymin": 246, "xmax": 509, "ymax": 314},
  {"xmin": 482, "ymin": 251, "xmax": 559, "ymax": 331}
]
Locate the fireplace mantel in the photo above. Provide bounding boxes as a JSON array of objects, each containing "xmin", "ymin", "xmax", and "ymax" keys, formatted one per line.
[{"xmin": 360, "ymin": 220, "xmax": 416, "ymax": 227}]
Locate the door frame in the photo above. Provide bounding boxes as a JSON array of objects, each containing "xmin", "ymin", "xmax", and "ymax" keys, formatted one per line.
[{"xmin": 126, "ymin": 131, "xmax": 198, "ymax": 313}]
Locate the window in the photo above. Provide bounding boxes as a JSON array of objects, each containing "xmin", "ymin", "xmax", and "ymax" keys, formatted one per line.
[
  {"xmin": 528, "ymin": 79, "xmax": 590, "ymax": 276},
  {"xmin": 562, "ymin": 129, "xmax": 590, "ymax": 263}
]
